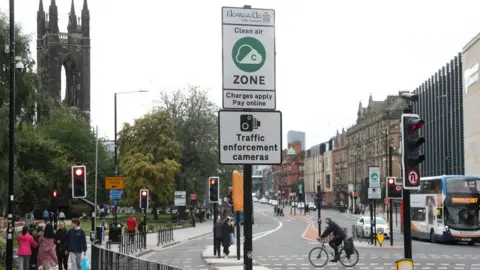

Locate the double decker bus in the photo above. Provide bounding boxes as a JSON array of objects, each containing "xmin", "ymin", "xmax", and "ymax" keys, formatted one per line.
[{"xmin": 401, "ymin": 175, "xmax": 480, "ymax": 244}]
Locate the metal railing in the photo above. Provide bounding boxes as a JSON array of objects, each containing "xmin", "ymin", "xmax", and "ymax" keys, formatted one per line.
[
  {"xmin": 91, "ymin": 244, "xmax": 182, "ymax": 270},
  {"xmin": 157, "ymin": 227, "xmax": 174, "ymax": 246},
  {"xmin": 119, "ymin": 232, "xmax": 146, "ymax": 255}
]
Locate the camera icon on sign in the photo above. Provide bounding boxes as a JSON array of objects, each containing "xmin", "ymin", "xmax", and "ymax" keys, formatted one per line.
[{"xmin": 240, "ymin": 114, "xmax": 261, "ymax": 132}]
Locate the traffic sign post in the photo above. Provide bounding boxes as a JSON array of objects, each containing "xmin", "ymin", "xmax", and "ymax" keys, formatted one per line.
[
  {"xmin": 218, "ymin": 110, "xmax": 282, "ymax": 164},
  {"xmin": 222, "ymin": 7, "xmax": 276, "ymax": 110},
  {"xmin": 109, "ymin": 190, "xmax": 122, "ymax": 200},
  {"xmin": 105, "ymin": 176, "xmax": 125, "ymax": 190},
  {"xmin": 221, "ymin": 7, "xmax": 279, "ymax": 270}
]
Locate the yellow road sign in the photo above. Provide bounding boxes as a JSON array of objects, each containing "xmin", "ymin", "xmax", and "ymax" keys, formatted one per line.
[
  {"xmin": 105, "ymin": 176, "xmax": 125, "ymax": 190},
  {"xmin": 376, "ymin": 228, "xmax": 385, "ymax": 246}
]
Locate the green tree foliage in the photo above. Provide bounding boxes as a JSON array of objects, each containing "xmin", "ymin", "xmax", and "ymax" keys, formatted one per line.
[
  {"xmin": 118, "ymin": 110, "xmax": 181, "ymax": 209},
  {"xmin": 159, "ymin": 86, "xmax": 241, "ymax": 203}
]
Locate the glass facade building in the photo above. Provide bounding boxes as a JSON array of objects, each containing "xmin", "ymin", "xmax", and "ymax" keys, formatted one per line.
[{"xmin": 412, "ymin": 53, "xmax": 465, "ymax": 176}]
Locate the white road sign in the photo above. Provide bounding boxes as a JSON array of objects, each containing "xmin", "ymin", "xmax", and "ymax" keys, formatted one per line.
[
  {"xmin": 219, "ymin": 110, "xmax": 282, "ymax": 164},
  {"xmin": 174, "ymin": 191, "xmax": 186, "ymax": 206},
  {"xmin": 368, "ymin": 166, "xmax": 381, "ymax": 188},
  {"xmin": 368, "ymin": 187, "xmax": 381, "ymax": 200},
  {"xmin": 222, "ymin": 7, "xmax": 276, "ymax": 110}
]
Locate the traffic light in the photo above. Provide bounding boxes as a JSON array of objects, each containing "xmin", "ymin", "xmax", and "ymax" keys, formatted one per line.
[
  {"xmin": 71, "ymin": 165, "xmax": 86, "ymax": 198},
  {"xmin": 139, "ymin": 189, "xmax": 149, "ymax": 209},
  {"xmin": 401, "ymin": 114, "xmax": 425, "ymax": 190},
  {"xmin": 209, "ymin": 177, "xmax": 220, "ymax": 203},
  {"xmin": 386, "ymin": 177, "xmax": 402, "ymax": 199},
  {"xmin": 52, "ymin": 189, "xmax": 58, "ymax": 200},
  {"xmin": 227, "ymin": 187, "xmax": 233, "ymax": 205}
]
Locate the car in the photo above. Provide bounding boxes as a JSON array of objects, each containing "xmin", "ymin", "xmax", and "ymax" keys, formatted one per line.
[
  {"xmin": 297, "ymin": 202, "xmax": 305, "ymax": 209},
  {"xmin": 253, "ymin": 197, "xmax": 259, "ymax": 202},
  {"xmin": 307, "ymin": 202, "xmax": 317, "ymax": 211},
  {"xmin": 355, "ymin": 216, "xmax": 390, "ymax": 238},
  {"xmin": 259, "ymin": 198, "xmax": 268, "ymax": 204}
]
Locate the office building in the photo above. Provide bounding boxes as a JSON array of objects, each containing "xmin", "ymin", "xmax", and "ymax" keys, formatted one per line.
[{"xmin": 287, "ymin": 130, "xmax": 306, "ymax": 151}]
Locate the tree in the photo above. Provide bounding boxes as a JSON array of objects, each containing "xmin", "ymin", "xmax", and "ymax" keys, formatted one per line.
[
  {"xmin": 118, "ymin": 109, "xmax": 181, "ymax": 216},
  {"xmin": 159, "ymin": 86, "xmax": 241, "ymax": 202}
]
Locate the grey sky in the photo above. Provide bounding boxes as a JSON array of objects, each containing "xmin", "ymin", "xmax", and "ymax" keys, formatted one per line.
[{"xmin": 2, "ymin": 0, "xmax": 479, "ymax": 148}]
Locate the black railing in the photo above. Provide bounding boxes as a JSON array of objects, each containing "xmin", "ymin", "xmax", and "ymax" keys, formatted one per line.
[
  {"xmin": 91, "ymin": 244, "xmax": 182, "ymax": 270},
  {"xmin": 157, "ymin": 227, "xmax": 174, "ymax": 246},
  {"xmin": 119, "ymin": 232, "xmax": 146, "ymax": 255}
]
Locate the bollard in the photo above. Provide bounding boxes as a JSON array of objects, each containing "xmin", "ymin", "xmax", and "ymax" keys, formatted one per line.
[{"xmin": 395, "ymin": 259, "xmax": 414, "ymax": 270}]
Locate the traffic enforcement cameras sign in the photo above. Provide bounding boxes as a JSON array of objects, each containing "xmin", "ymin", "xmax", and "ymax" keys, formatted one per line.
[
  {"xmin": 222, "ymin": 7, "xmax": 276, "ymax": 110},
  {"xmin": 218, "ymin": 110, "xmax": 282, "ymax": 165}
]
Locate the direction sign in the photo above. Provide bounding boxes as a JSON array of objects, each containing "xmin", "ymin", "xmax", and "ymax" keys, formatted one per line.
[
  {"xmin": 222, "ymin": 6, "xmax": 276, "ymax": 110},
  {"xmin": 105, "ymin": 176, "xmax": 124, "ymax": 190},
  {"xmin": 218, "ymin": 110, "xmax": 282, "ymax": 165},
  {"xmin": 174, "ymin": 191, "xmax": 186, "ymax": 206},
  {"xmin": 404, "ymin": 169, "xmax": 420, "ymax": 189},
  {"xmin": 109, "ymin": 190, "xmax": 122, "ymax": 200},
  {"xmin": 368, "ymin": 166, "xmax": 381, "ymax": 188}
]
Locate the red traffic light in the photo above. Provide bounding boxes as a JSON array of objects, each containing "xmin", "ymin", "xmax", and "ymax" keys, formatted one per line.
[
  {"xmin": 210, "ymin": 179, "xmax": 216, "ymax": 185},
  {"xmin": 141, "ymin": 191, "xmax": 147, "ymax": 197},
  {"xmin": 75, "ymin": 168, "xmax": 84, "ymax": 176},
  {"xmin": 409, "ymin": 119, "xmax": 425, "ymax": 131},
  {"xmin": 388, "ymin": 178, "xmax": 395, "ymax": 185},
  {"xmin": 52, "ymin": 190, "xmax": 57, "ymax": 197}
]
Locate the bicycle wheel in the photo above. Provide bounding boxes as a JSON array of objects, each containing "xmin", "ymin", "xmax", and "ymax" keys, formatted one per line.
[
  {"xmin": 308, "ymin": 247, "xmax": 329, "ymax": 267},
  {"xmin": 338, "ymin": 248, "xmax": 359, "ymax": 267}
]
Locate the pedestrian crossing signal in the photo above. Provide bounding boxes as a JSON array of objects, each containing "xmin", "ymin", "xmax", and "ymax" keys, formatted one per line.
[
  {"xmin": 140, "ymin": 189, "xmax": 149, "ymax": 209},
  {"xmin": 209, "ymin": 177, "xmax": 220, "ymax": 203},
  {"xmin": 72, "ymin": 165, "xmax": 86, "ymax": 198}
]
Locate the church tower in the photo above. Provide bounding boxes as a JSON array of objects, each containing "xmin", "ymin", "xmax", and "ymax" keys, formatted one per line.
[{"xmin": 37, "ymin": 0, "xmax": 91, "ymax": 119}]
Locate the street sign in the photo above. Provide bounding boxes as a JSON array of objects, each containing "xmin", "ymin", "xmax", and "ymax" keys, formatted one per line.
[
  {"xmin": 222, "ymin": 6, "xmax": 276, "ymax": 110},
  {"xmin": 105, "ymin": 176, "xmax": 124, "ymax": 190},
  {"xmin": 368, "ymin": 187, "xmax": 381, "ymax": 199},
  {"xmin": 190, "ymin": 194, "xmax": 197, "ymax": 200},
  {"xmin": 384, "ymin": 198, "xmax": 390, "ymax": 204},
  {"xmin": 368, "ymin": 167, "xmax": 381, "ymax": 188},
  {"xmin": 109, "ymin": 190, "xmax": 122, "ymax": 200},
  {"xmin": 218, "ymin": 110, "xmax": 282, "ymax": 164},
  {"xmin": 174, "ymin": 191, "xmax": 187, "ymax": 206},
  {"xmin": 404, "ymin": 169, "xmax": 420, "ymax": 190}
]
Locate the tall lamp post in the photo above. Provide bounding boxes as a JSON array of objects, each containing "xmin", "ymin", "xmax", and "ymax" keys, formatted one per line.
[
  {"xmin": 6, "ymin": 0, "xmax": 25, "ymax": 267},
  {"xmin": 113, "ymin": 90, "xmax": 148, "ymax": 225}
]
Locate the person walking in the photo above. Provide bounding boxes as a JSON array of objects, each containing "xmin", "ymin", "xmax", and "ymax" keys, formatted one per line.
[
  {"xmin": 55, "ymin": 221, "xmax": 69, "ymax": 270},
  {"xmin": 214, "ymin": 209, "xmax": 232, "ymax": 258},
  {"xmin": 43, "ymin": 209, "xmax": 49, "ymax": 224},
  {"xmin": 38, "ymin": 223, "xmax": 58, "ymax": 269},
  {"xmin": 17, "ymin": 226, "xmax": 37, "ymax": 270},
  {"xmin": 127, "ymin": 215, "xmax": 137, "ymax": 243},
  {"xmin": 58, "ymin": 210, "xmax": 66, "ymax": 221},
  {"xmin": 65, "ymin": 218, "xmax": 87, "ymax": 270}
]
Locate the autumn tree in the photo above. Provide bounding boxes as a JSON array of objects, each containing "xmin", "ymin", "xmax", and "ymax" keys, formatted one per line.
[{"xmin": 118, "ymin": 109, "xmax": 181, "ymax": 216}]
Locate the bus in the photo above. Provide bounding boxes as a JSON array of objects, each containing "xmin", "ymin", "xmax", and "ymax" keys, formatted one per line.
[{"xmin": 404, "ymin": 175, "xmax": 480, "ymax": 244}]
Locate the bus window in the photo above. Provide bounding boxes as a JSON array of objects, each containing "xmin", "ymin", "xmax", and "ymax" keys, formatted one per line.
[
  {"xmin": 411, "ymin": 207, "xmax": 426, "ymax": 221},
  {"xmin": 436, "ymin": 208, "xmax": 443, "ymax": 223}
]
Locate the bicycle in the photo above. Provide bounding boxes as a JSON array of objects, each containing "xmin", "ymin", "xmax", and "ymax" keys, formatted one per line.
[{"xmin": 308, "ymin": 238, "xmax": 359, "ymax": 268}]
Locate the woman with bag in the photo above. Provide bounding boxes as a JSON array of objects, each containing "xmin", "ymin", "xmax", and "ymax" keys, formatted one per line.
[
  {"xmin": 17, "ymin": 226, "xmax": 37, "ymax": 270},
  {"xmin": 55, "ymin": 222, "xmax": 69, "ymax": 270},
  {"xmin": 38, "ymin": 223, "xmax": 58, "ymax": 269}
]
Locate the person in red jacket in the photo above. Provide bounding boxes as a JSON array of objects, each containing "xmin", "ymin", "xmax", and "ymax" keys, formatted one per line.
[
  {"xmin": 17, "ymin": 226, "xmax": 37, "ymax": 270},
  {"xmin": 127, "ymin": 216, "xmax": 137, "ymax": 242}
]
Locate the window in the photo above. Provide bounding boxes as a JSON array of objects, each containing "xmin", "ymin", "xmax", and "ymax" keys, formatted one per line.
[
  {"xmin": 326, "ymin": 174, "xmax": 331, "ymax": 188},
  {"xmin": 299, "ymin": 165, "xmax": 304, "ymax": 171},
  {"xmin": 411, "ymin": 207, "xmax": 426, "ymax": 221}
]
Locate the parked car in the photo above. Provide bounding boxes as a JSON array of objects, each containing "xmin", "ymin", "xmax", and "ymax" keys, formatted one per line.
[
  {"xmin": 355, "ymin": 216, "xmax": 390, "ymax": 238},
  {"xmin": 307, "ymin": 202, "xmax": 317, "ymax": 211}
]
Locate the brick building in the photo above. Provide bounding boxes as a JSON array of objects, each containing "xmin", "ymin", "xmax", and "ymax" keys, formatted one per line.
[{"xmin": 271, "ymin": 141, "xmax": 304, "ymax": 198}]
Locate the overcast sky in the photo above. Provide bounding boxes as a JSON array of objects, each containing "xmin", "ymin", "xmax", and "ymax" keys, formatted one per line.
[{"xmin": 2, "ymin": 0, "xmax": 479, "ymax": 149}]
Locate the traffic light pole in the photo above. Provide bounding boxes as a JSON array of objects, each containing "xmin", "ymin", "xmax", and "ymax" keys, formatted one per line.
[
  {"xmin": 212, "ymin": 202, "xmax": 218, "ymax": 255},
  {"xmin": 389, "ymin": 146, "xmax": 394, "ymax": 246},
  {"xmin": 143, "ymin": 207, "xmax": 147, "ymax": 249},
  {"xmin": 317, "ymin": 183, "xmax": 322, "ymax": 236},
  {"xmin": 403, "ymin": 188, "xmax": 412, "ymax": 259},
  {"xmin": 113, "ymin": 93, "xmax": 118, "ymax": 226},
  {"xmin": 243, "ymin": 164, "xmax": 253, "ymax": 270}
]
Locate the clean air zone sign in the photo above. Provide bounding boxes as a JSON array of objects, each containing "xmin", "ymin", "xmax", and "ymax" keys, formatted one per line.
[{"xmin": 222, "ymin": 7, "xmax": 276, "ymax": 110}]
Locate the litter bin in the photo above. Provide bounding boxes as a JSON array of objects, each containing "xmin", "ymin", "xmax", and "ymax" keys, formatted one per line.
[
  {"xmin": 109, "ymin": 223, "xmax": 122, "ymax": 242},
  {"xmin": 95, "ymin": 226, "xmax": 103, "ymax": 244}
]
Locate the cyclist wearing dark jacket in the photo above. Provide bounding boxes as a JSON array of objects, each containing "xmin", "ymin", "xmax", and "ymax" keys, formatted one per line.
[{"xmin": 319, "ymin": 217, "xmax": 346, "ymax": 262}]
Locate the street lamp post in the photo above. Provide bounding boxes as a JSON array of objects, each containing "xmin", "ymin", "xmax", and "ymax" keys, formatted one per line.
[
  {"xmin": 113, "ymin": 90, "xmax": 148, "ymax": 225},
  {"xmin": 6, "ymin": 1, "xmax": 25, "ymax": 267}
]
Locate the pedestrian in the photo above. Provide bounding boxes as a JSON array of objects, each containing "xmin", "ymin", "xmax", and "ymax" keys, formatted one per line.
[
  {"xmin": 17, "ymin": 226, "xmax": 37, "ymax": 270},
  {"xmin": 55, "ymin": 221, "xmax": 68, "ymax": 270},
  {"xmin": 38, "ymin": 223, "xmax": 58, "ymax": 269},
  {"xmin": 65, "ymin": 218, "xmax": 87, "ymax": 270},
  {"xmin": 214, "ymin": 209, "xmax": 231, "ymax": 258},
  {"xmin": 127, "ymin": 215, "xmax": 137, "ymax": 243}
]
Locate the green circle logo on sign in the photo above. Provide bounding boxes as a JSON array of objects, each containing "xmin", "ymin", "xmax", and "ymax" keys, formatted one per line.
[
  {"xmin": 371, "ymin": 173, "xmax": 378, "ymax": 180},
  {"xmin": 232, "ymin": 37, "xmax": 266, "ymax": 73}
]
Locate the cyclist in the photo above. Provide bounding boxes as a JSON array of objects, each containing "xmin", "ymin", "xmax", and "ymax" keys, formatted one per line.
[{"xmin": 317, "ymin": 217, "xmax": 346, "ymax": 262}]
